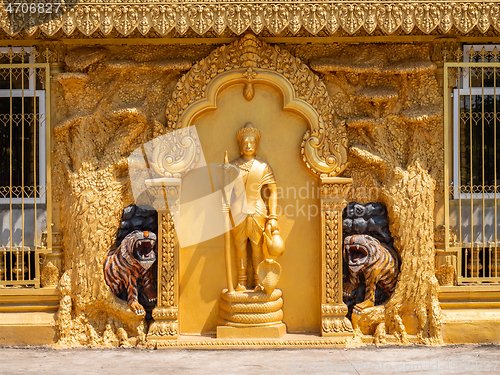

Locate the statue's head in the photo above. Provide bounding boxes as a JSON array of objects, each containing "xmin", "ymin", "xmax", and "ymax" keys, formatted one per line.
[{"xmin": 236, "ymin": 122, "xmax": 261, "ymax": 157}]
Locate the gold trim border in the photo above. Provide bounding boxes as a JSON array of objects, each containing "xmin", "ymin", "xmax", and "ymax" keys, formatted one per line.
[
  {"xmin": 1, "ymin": 1, "xmax": 499, "ymax": 37},
  {"xmin": 152, "ymin": 338, "xmax": 348, "ymax": 348}
]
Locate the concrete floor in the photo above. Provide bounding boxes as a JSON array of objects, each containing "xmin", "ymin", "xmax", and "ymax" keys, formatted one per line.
[{"xmin": 0, "ymin": 344, "xmax": 499, "ymax": 375}]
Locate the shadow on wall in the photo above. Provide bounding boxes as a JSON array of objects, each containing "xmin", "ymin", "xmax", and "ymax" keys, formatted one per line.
[{"xmin": 0, "ymin": 206, "xmax": 47, "ymax": 247}]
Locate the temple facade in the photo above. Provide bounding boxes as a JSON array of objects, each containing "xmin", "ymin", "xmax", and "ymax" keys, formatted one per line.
[{"xmin": 0, "ymin": 1, "xmax": 500, "ymax": 347}]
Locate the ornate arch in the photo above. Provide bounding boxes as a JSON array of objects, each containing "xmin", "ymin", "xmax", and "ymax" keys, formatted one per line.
[
  {"xmin": 155, "ymin": 33, "xmax": 348, "ymax": 177},
  {"xmin": 148, "ymin": 35, "xmax": 353, "ymax": 343}
]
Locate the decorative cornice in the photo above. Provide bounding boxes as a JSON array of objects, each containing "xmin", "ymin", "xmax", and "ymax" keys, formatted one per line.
[{"xmin": 1, "ymin": 1, "xmax": 499, "ymax": 38}]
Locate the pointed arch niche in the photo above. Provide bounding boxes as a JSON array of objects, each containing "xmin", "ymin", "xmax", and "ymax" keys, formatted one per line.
[{"xmin": 148, "ymin": 34, "xmax": 353, "ymax": 343}]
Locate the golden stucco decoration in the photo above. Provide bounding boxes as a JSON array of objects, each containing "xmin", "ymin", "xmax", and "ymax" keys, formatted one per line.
[
  {"xmin": 40, "ymin": 261, "xmax": 60, "ymax": 288},
  {"xmin": 49, "ymin": 34, "xmax": 447, "ymax": 347},
  {"xmin": 314, "ymin": 43, "xmax": 444, "ymax": 344},
  {"xmin": 52, "ymin": 46, "xmax": 193, "ymax": 347},
  {"xmin": 0, "ymin": 1, "xmax": 498, "ymax": 37},
  {"xmin": 157, "ymin": 34, "xmax": 348, "ymax": 177}
]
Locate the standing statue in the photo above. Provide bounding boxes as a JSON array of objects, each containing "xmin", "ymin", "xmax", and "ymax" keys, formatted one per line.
[
  {"xmin": 229, "ymin": 122, "xmax": 281, "ymax": 292},
  {"xmin": 217, "ymin": 122, "xmax": 286, "ymax": 336}
]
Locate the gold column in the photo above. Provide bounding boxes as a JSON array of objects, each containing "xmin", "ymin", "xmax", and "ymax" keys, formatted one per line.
[
  {"xmin": 320, "ymin": 177, "xmax": 353, "ymax": 337},
  {"xmin": 147, "ymin": 178, "xmax": 181, "ymax": 342},
  {"xmin": 40, "ymin": 42, "xmax": 66, "ymax": 280}
]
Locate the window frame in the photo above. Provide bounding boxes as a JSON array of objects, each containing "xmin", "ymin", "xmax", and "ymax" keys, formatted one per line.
[
  {"xmin": 452, "ymin": 44, "xmax": 499, "ymax": 200},
  {"xmin": 0, "ymin": 47, "xmax": 46, "ymax": 204}
]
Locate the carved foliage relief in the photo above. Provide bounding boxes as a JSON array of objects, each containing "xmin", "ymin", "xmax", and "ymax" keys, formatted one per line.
[
  {"xmin": 50, "ymin": 36, "xmax": 446, "ymax": 346},
  {"xmin": 52, "ymin": 45, "xmax": 196, "ymax": 347},
  {"xmin": 0, "ymin": 2, "xmax": 497, "ymax": 37},
  {"xmin": 313, "ymin": 43, "xmax": 444, "ymax": 344}
]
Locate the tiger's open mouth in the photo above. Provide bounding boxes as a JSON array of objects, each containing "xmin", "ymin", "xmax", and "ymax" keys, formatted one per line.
[
  {"xmin": 135, "ymin": 239, "xmax": 155, "ymax": 258},
  {"xmin": 345, "ymin": 243, "xmax": 369, "ymax": 268},
  {"xmin": 134, "ymin": 239, "xmax": 156, "ymax": 270}
]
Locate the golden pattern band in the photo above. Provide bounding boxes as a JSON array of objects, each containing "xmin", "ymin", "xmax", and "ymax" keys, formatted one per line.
[{"xmin": 1, "ymin": 1, "xmax": 498, "ymax": 37}]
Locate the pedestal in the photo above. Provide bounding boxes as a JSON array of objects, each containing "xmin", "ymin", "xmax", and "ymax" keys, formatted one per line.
[
  {"xmin": 217, "ymin": 323, "xmax": 286, "ymax": 339},
  {"xmin": 217, "ymin": 288, "xmax": 287, "ymax": 339}
]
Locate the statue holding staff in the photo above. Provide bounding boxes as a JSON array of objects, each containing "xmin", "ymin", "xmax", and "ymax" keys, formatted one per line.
[{"xmin": 227, "ymin": 122, "xmax": 280, "ymax": 292}]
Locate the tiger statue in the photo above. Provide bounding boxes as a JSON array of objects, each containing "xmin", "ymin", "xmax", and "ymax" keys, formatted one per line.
[
  {"xmin": 104, "ymin": 230, "xmax": 157, "ymax": 315},
  {"xmin": 343, "ymin": 234, "xmax": 400, "ymax": 313}
]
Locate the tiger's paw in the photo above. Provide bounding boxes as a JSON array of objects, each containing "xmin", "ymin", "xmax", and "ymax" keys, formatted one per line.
[
  {"xmin": 343, "ymin": 282, "xmax": 356, "ymax": 297},
  {"xmin": 144, "ymin": 285, "xmax": 157, "ymax": 303},
  {"xmin": 353, "ymin": 300, "xmax": 374, "ymax": 315},
  {"xmin": 129, "ymin": 301, "xmax": 146, "ymax": 316}
]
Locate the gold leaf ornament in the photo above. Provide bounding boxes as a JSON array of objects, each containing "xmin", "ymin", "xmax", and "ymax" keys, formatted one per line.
[
  {"xmin": 326, "ymin": 5, "xmax": 339, "ymax": 34},
  {"xmin": 264, "ymin": 4, "xmax": 289, "ymax": 35},
  {"xmin": 401, "ymin": 5, "xmax": 415, "ymax": 34},
  {"xmin": 289, "ymin": 5, "xmax": 301, "ymax": 35},
  {"xmin": 100, "ymin": 6, "xmax": 114, "ymax": 36},
  {"xmin": 302, "ymin": 4, "xmax": 327, "ymax": 35},
  {"xmin": 213, "ymin": 5, "xmax": 227, "ymax": 35},
  {"xmin": 363, "ymin": 5, "xmax": 377, "ymax": 34},
  {"xmin": 415, "ymin": 4, "xmax": 440, "ymax": 34},
  {"xmin": 76, "ymin": 6, "xmax": 100, "ymax": 36},
  {"xmin": 189, "ymin": 5, "xmax": 214, "ymax": 35},
  {"xmin": 151, "ymin": 6, "xmax": 175, "ymax": 36},
  {"xmin": 227, "ymin": 5, "xmax": 251, "ymax": 35},
  {"xmin": 453, "ymin": 3, "xmax": 479, "ymax": 34},
  {"xmin": 137, "ymin": 6, "xmax": 151, "ymax": 36},
  {"xmin": 113, "ymin": 6, "xmax": 139, "ymax": 36},
  {"xmin": 377, "ymin": 4, "xmax": 402, "ymax": 34},
  {"xmin": 477, "ymin": 5, "xmax": 491, "ymax": 34},
  {"xmin": 339, "ymin": 4, "xmax": 364, "ymax": 35}
]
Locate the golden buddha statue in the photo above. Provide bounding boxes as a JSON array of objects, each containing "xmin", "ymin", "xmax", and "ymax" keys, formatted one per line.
[{"xmin": 230, "ymin": 122, "xmax": 280, "ymax": 292}]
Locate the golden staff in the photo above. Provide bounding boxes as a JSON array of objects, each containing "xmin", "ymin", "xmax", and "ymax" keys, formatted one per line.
[{"xmin": 217, "ymin": 151, "xmax": 234, "ymax": 293}]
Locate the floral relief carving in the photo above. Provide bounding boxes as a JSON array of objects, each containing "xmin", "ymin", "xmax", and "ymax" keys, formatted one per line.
[
  {"xmin": 377, "ymin": 4, "xmax": 403, "ymax": 35},
  {"xmin": 415, "ymin": 4, "xmax": 440, "ymax": 34},
  {"xmin": 339, "ymin": 4, "xmax": 364, "ymax": 34},
  {"xmin": 113, "ymin": 6, "xmax": 139, "ymax": 36},
  {"xmin": 324, "ymin": 210, "xmax": 339, "ymax": 304},
  {"xmin": 302, "ymin": 4, "xmax": 327, "ymax": 35},
  {"xmin": 75, "ymin": 6, "xmax": 100, "ymax": 36},
  {"xmin": 1, "ymin": 2, "xmax": 496, "ymax": 37},
  {"xmin": 151, "ymin": 6, "xmax": 176, "ymax": 36},
  {"xmin": 189, "ymin": 5, "xmax": 214, "ymax": 35},
  {"xmin": 136, "ymin": 7, "xmax": 150, "ymax": 36},
  {"xmin": 453, "ymin": 3, "xmax": 479, "ymax": 34}
]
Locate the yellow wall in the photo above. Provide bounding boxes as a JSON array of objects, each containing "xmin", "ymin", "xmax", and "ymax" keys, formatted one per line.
[{"xmin": 179, "ymin": 83, "xmax": 321, "ymax": 334}]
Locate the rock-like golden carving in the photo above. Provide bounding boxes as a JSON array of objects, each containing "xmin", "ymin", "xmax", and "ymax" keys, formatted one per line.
[
  {"xmin": 0, "ymin": 1, "xmax": 496, "ymax": 37},
  {"xmin": 40, "ymin": 261, "xmax": 60, "ymax": 288},
  {"xmin": 48, "ymin": 35, "xmax": 449, "ymax": 347},
  {"xmin": 436, "ymin": 262, "xmax": 455, "ymax": 286},
  {"xmin": 158, "ymin": 34, "xmax": 348, "ymax": 177},
  {"xmin": 52, "ymin": 46, "xmax": 190, "ymax": 347},
  {"xmin": 322, "ymin": 43, "xmax": 444, "ymax": 344}
]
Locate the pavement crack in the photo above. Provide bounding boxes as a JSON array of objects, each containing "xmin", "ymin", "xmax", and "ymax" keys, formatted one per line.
[{"xmin": 341, "ymin": 351, "xmax": 361, "ymax": 375}]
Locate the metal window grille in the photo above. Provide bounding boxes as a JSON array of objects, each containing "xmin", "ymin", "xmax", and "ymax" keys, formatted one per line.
[
  {"xmin": 0, "ymin": 47, "xmax": 51, "ymax": 288},
  {"xmin": 444, "ymin": 46, "xmax": 500, "ymax": 284}
]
